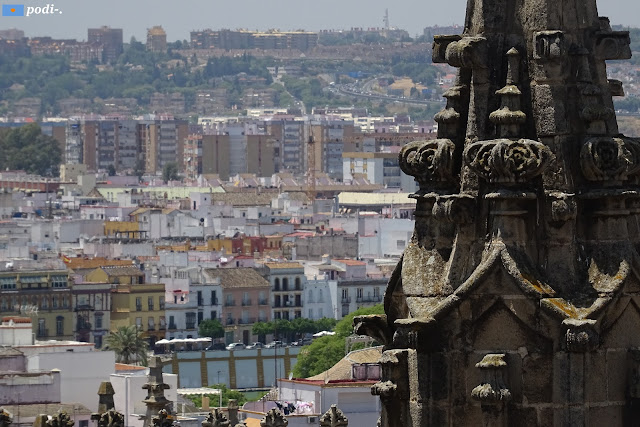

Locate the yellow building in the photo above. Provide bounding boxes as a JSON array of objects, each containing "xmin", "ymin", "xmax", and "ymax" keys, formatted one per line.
[
  {"xmin": 86, "ymin": 266, "xmax": 145, "ymax": 285},
  {"xmin": 0, "ymin": 270, "xmax": 73, "ymax": 340},
  {"xmin": 110, "ymin": 283, "xmax": 166, "ymax": 344}
]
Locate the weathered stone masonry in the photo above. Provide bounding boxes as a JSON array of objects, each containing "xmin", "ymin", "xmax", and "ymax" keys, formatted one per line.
[{"xmin": 356, "ymin": 0, "xmax": 640, "ymax": 425}]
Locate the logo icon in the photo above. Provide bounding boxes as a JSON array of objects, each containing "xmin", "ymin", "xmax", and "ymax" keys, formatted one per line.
[{"xmin": 2, "ymin": 4, "xmax": 24, "ymax": 16}]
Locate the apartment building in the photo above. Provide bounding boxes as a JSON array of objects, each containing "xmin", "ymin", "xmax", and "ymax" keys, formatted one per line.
[
  {"xmin": 0, "ymin": 268, "xmax": 74, "ymax": 340},
  {"xmin": 205, "ymin": 268, "xmax": 270, "ymax": 345},
  {"xmin": 146, "ymin": 26, "xmax": 167, "ymax": 53},
  {"xmin": 88, "ymin": 26, "xmax": 123, "ymax": 63},
  {"xmin": 261, "ymin": 262, "xmax": 305, "ymax": 320}
]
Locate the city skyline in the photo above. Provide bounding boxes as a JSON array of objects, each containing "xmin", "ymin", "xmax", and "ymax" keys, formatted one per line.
[{"xmin": 0, "ymin": 0, "xmax": 638, "ymax": 42}]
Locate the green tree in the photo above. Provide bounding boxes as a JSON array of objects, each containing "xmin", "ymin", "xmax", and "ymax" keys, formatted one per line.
[
  {"xmin": 0, "ymin": 123, "xmax": 62, "ymax": 177},
  {"xmin": 292, "ymin": 304, "xmax": 384, "ymax": 378},
  {"xmin": 104, "ymin": 325, "xmax": 149, "ymax": 365},
  {"xmin": 185, "ymin": 383, "xmax": 248, "ymax": 408},
  {"xmin": 199, "ymin": 319, "xmax": 225, "ymax": 339},
  {"xmin": 162, "ymin": 161, "xmax": 180, "ymax": 182}
]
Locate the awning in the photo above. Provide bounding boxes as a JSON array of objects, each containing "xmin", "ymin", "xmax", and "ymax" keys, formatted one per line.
[{"xmin": 177, "ymin": 388, "xmax": 222, "ymax": 395}]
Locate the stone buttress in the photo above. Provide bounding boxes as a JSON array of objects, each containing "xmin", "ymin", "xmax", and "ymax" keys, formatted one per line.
[{"xmin": 355, "ymin": 0, "xmax": 640, "ymax": 425}]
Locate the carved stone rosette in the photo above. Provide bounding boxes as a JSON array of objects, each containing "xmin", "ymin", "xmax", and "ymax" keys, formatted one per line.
[
  {"xmin": 399, "ymin": 138, "xmax": 456, "ymax": 191},
  {"xmin": 580, "ymin": 136, "xmax": 640, "ymax": 181},
  {"xmin": 464, "ymin": 138, "xmax": 554, "ymax": 184}
]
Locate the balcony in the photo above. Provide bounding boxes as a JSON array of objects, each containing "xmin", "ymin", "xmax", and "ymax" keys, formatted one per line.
[
  {"xmin": 356, "ymin": 296, "xmax": 382, "ymax": 303},
  {"xmin": 168, "ymin": 323, "xmax": 177, "ymax": 330},
  {"xmin": 136, "ymin": 305, "xmax": 143, "ymax": 312},
  {"xmin": 258, "ymin": 299, "xmax": 268, "ymax": 306},
  {"xmin": 185, "ymin": 323, "xmax": 196, "ymax": 330},
  {"xmin": 211, "ymin": 298, "xmax": 219, "ymax": 306},
  {"xmin": 224, "ymin": 300, "xmax": 236, "ymax": 307},
  {"xmin": 148, "ymin": 326, "xmax": 155, "ymax": 331},
  {"xmin": 159, "ymin": 302, "xmax": 165, "ymax": 310},
  {"xmin": 226, "ymin": 318, "xmax": 235, "ymax": 325},
  {"xmin": 148, "ymin": 305, "xmax": 154, "ymax": 311},
  {"xmin": 237, "ymin": 317, "xmax": 256, "ymax": 325},
  {"xmin": 74, "ymin": 304, "xmax": 94, "ymax": 312},
  {"xmin": 159, "ymin": 324, "xmax": 166, "ymax": 330},
  {"xmin": 241, "ymin": 299, "xmax": 252, "ymax": 306},
  {"xmin": 341, "ymin": 297, "xmax": 351, "ymax": 304}
]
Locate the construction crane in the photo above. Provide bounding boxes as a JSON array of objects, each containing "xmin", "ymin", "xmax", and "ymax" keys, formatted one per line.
[{"xmin": 306, "ymin": 135, "xmax": 316, "ymax": 201}]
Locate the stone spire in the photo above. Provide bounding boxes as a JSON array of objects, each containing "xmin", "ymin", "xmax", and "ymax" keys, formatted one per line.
[
  {"xmin": 356, "ymin": 0, "xmax": 640, "ymax": 425},
  {"xmin": 97, "ymin": 381, "xmax": 116, "ymax": 414},
  {"xmin": 142, "ymin": 357, "xmax": 172, "ymax": 427}
]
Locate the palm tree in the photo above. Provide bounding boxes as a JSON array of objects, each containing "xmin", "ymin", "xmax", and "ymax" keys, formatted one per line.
[{"xmin": 105, "ymin": 325, "xmax": 149, "ymax": 365}]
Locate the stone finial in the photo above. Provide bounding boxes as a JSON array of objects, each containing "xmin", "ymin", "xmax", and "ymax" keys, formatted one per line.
[
  {"xmin": 93, "ymin": 409, "xmax": 125, "ymax": 427},
  {"xmin": 563, "ymin": 319, "xmax": 599, "ymax": 352},
  {"xmin": 46, "ymin": 411, "xmax": 74, "ymax": 427},
  {"xmin": 319, "ymin": 405, "xmax": 349, "ymax": 427},
  {"xmin": 97, "ymin": 381, "xmax": 116, "ymax": 414},
  {"xmin": 202, "ymin": 409, "xmax": 230, "ymax": 427},
  {"xmin": 227, "ymin": 400, "xmax": 239, "ymax": 426},
  {"xmin": 259, "ymin": 409, "xmax": 288, "ymax": 427},
  {"xmin": 33, "ymin": 415, "xmax": 49, "ymax": 427},
  {"xmin": 151, "ymin": 410, "xmax": 173, "ymax": 427},
  {"xmin": 0, "ymin": 409, "xmax": 12, "ymax": 427}
]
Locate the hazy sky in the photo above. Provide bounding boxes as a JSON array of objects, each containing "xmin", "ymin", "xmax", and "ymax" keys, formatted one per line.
[{"xmin": 4, "ymin": 0, "xmax": 640, "ymax": 41}]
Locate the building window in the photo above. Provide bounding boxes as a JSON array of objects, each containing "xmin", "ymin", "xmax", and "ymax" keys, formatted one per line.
[
  {"xmin": 210, "ymin": 311, "xmax": 217, "ymax": 320},
  {"xmin": 186, "ymin": 312, "xmax": 196, "ymax": 329},
  {"xmin": 159, "ymin": 296, "xmax": 165, "ymax": 310},
  {"xmin": 308, "ymin": 308, "xmax": 313, "ymax": 318},
  {"xmin": 210, "ymin": 290, "xmax": 218, "ymax": 305},
  {"xmin": 318, "ymin": 289, "xmax": 324, "ymax": 303},
  {"xmin": 148, "ymin": 296, "xmax": 154, "ymax": 311},
  {"xmin": 136, "ymin": 297, "xmax": 142, "ymax": 311},
  {"xmin": 95, "ymin": 314, "xmax": 103, "ymax": 329},
  {"xmin": 197, "ymin": 291, "xmax": 203, "ymax": 306},
  {"xmin": 308, "ymin": 290, "xmax": 314, "ymax": 303},
  {"xmin": 38, "ymin": 318, "xmax": 46, "ymax": 337},
  {"xmin": 52, "ymin": 296, "xmax": 58, "ymax": 309},
  {"xmin": 62, "ymin": 296, "xmax": 69, "ymax": 308},
  {"xmin": 274, "ymin": 278, "xmax": 280, "ymax": 291},
  {"xmin": 56, "ymin": 316, "xmax": 64, "ymax": 336},
  {"xmin": 374, "ymin": 288, "xmax": 380, "ymax": 297},
  {"xmin": 0, "ymin": 277, "xmax": 16, "ymax": 290},
  {"xmin": 159, "ymin": 316, "xmax": 166, "ymax": 330},
  {"xmin": 295, "ymin": 277, "xmax": 301, "ymax": 290},
  {"xmin": 51, "ymin": 275, "xmax": 68, "ymax": 288},
  {"xmin": 41, "ymin": 297, "xmax": 48, "ymax": 309},
  {"xmin": 0, "ymin": 298, "xmax": 7, "ymax": 311},
  {"xmin": 148, "ymin": 317, "xmax": 155, "ymax": 331},
  {"xmin": 319, "ymin": 308, "xmax": 323, "ymax": 318},
  {"xmin": 283, "ymin": 278, "xmax": 289, "ymax": 291},
  {"xmin": 397, "ymin": 240, "xmax": 406, "ymax": 250},
  {"xmin": 94, "ymin": 335, "xmax": 102, "ymax": 349},
  {"xmin": 198, "ymin": 311, "xmax": 203, "ymax": 325},
  {"xmin": 259, "ymin": 291, "xmax": 266, "ymax": 305},
  {"xmin": 357, "ymin": 288, "xmax": 363, "ymax": 299},
  {"xmin": 225, "ymin": 294, "xmax": 234, "ymax": 306},
  {"xmin": 136, "ymin": 317, "xmax": 143, "ymax": 330},
  {"xmin": 259, "ymin": 310, "xmax": 266, "ymax": 322}
]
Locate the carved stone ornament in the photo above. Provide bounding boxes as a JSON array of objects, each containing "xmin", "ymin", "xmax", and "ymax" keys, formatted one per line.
[
  {"xmin": 371, "ymin": 380, "xmax": 398, "ymax": 398},
  {"xmin": 432, "ymin": 194, "xmax": 476, "ymax": 223},
  {"xmin": 47, "ymin": 411, "xmax": 75, "ymax": 427},
  {"xmin": 399, "ymin": 139, "xmax": 456, "ymax": 189},
  {"xmin": 563, "ymin": 319, "xmax": 599, "ymax": 352},
  {"xmin": 319, "ymin": 405, "xmax": 349, "ymax": 427},
  {"xmin": 464, "ymin": 138, "xmax": 554, "ymax": 184},
  {"xmin": 549, "ymin": 192, "xmax": 577, "ymax": 222},
  {"xmin": 151, "ymin": 410, "xmax": 173, "ymax": 427},
  {"xmin": 580, "ymin": 136, "xmax": 640, "ymax": 181},
  {"xmin": 470, "ymin": 354, "xmax": 512, "ymax": 404},
  {"xmin": 0, "ymin": 408, "xmax": 12, "ymax": 427},
  {"xmin": 260, "ymin": 409, "xmax": 288, "ymax": 427},
  {"xmin": 202, "ymin": 409, "xmax": 230, "ymax": 427},
  {"xmin": 95, "ymin": 409, "xmax": 125, "ymax": 427}
]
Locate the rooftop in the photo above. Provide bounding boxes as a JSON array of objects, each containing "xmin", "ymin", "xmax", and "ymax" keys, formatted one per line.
[{"xmin": 204, "ymin": 268, "xmax": 270, "ymax": 289}]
